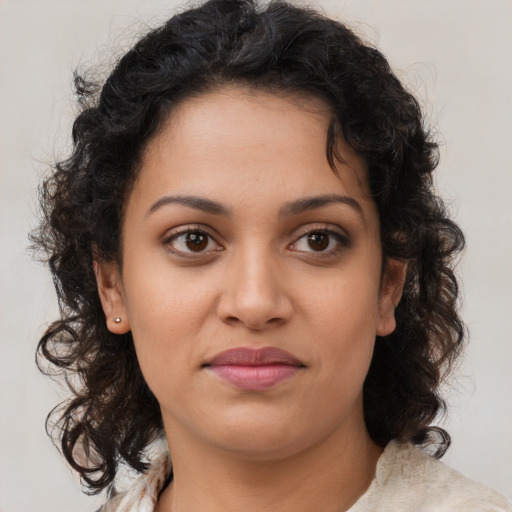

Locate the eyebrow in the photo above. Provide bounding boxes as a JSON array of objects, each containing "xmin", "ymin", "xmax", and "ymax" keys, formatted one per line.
[
  {"xmin": 279, "ymin": 194, "xmax": 365, "ymax": 222},
  {"xmin": 146, "ymin": 195, "xmax": 232, "ymax": 217},
  {"xmin": 146, "ymin": 193, "xmax": 365, "ymax": 222}
]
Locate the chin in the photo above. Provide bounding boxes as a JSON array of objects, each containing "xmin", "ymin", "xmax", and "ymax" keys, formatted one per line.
[
  {"xmin": 200, "ymin": 408, "xmax": 341, "ymax": 462},
  {"xmin": 215, "ymin": 429, "xmax": 310, "ymax": 462}
]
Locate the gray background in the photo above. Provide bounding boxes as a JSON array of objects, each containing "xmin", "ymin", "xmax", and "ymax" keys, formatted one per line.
[{"xmin": 0, "ymin": 0, "xmax": 511, "ymax": 510}]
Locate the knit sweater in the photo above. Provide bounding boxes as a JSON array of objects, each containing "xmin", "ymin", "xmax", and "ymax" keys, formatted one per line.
[{"xmin": 99, "ymin": 441, "xmax": 511, "ymax": 511}]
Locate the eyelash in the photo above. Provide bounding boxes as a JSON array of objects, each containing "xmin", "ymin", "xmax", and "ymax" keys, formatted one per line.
[
  {"xmin": 162, "ymin": 225, "xmax": 223, "ymax": 259},
  {"xmin": 162, "ymin": 225, "xmax": 351, "ymax": 259},
  {"xmin": 288, "ymin": 228, "xmax": 351, "ymax": 258}
]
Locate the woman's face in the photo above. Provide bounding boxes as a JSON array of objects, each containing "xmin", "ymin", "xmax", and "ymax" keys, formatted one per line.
[{"xmin": 97, "ymin": 87, "xmax": 404, "ymax": 459}]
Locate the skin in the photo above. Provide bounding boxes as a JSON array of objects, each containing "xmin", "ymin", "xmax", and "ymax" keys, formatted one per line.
[{"xmin": 96, "ymin": 87, "xmax": 406, "ymax": 512}]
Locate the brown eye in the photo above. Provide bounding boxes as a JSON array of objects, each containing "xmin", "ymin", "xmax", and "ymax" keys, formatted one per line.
[
  {"xmin": 307, "ymin": 232, "xmax": 329, "ymax": 251},
  {"xmin": 186, "ymin": 232, "xmax": 208, "ymax": 251},
  {"xmin": 165, "ymin": 229, "xmax": 222, "ymax": 255},
  {"xmin": 289, "ymin": 228, "xmax": 351, "ymax": 257}
]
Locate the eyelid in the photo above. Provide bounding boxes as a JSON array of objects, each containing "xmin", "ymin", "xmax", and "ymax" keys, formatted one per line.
[
  {"xmin": 291, "ymin": 223, "xmax": 350, "ymax": 242},
  {"xmin": 162, "ymin": 224, "xmax": 224, "ymax": 257},
  {"xmin": 161, "ymin": 223, "xmax": 350, "ymax": 259},
  {"xmin": 288, "ymin": 223, "xmax": 351, "ymax": 256}
]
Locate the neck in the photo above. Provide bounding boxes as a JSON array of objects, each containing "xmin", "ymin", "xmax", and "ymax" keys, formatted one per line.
[{"xmin": 156, "ymin": 422, "xmax": 382, "ymax": 512}]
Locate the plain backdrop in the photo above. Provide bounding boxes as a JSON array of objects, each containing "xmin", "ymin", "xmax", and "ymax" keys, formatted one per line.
[{"xmin": 0, "ymin": 0, "xmax": 511, "ymax": 510}]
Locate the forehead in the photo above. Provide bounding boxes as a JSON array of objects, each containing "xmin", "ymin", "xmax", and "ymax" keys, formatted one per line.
[{"xmin": 130, "ymin": 86, "xmax": 373, "ymax": 216}]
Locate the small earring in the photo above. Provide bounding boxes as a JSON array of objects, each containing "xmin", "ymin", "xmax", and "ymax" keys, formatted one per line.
[{"xmin": 113, "ymin": 317, "xmax": 122, "ymax": 324}]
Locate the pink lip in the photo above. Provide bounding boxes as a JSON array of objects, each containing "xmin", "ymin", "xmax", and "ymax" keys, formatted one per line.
[{"xmin": 204, "ymin": 347, "xmax": 305, "ymax": 391}]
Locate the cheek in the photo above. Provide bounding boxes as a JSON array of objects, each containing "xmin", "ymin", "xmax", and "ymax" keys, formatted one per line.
[
  {"xmin": 121, "ymin": 265, "xmax": 216, "ymax": 388},
  {"xmin": 306, "ymin": 266, "xmax": 380, "ymax": 333},
  {"xmin": 303, "ymin": 273, "xmax": 380, "ymax": 382}
]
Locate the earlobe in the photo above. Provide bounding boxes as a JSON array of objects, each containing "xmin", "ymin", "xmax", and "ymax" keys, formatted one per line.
[
  {"xmin": 376, "ymin": 258, "xmax": 407, "ymax": 337},
  {"xmin": 93, "ymin": 259, "xmax": 130, "ymax": 334}
]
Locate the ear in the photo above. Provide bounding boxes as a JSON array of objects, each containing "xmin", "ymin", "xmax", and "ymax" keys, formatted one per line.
[
  {"xmin": 376, "ymin": 258, "xmax": 407, "ymax": 337},
  {"xmin": 93, "ymin": 258, "xmax": 130, "ymax": 335}
]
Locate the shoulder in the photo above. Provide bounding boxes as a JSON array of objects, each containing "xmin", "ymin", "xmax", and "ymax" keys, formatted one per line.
[
  {"xmin": 357, "ymin": 440, "xmax": 512, "ymax": 511},
  {"xmin": 97, "ymin": 453, "xmax": 172, "ymax": 512}
]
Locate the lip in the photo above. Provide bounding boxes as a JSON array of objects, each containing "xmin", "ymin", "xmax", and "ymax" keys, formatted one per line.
[{"xmin": 204, "ymin": 347, "xmax": 305, "ymax": 391}]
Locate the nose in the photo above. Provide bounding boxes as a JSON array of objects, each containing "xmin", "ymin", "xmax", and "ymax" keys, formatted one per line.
[{"xmin": 216, "ymin": 246, "xmax": 293, "ymax": 330}]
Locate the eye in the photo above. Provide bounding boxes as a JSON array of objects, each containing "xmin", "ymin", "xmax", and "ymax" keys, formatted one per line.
[
  {"xmin": 289, "ymin": 229, "xmax": 350, "ymax": 256},
  {"xmin": 164, "ymin": 228, "xmax": 223, "ymax": 256}
]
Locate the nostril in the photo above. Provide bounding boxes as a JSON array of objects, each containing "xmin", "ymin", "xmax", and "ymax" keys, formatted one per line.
[{"xmin": 216, "ymin": 273, "xmax": 294, "ymax": 329}]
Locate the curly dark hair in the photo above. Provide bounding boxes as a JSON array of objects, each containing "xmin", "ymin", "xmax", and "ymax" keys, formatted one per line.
[{"xmin": 31, "ymin": 0, "xmax": 465, "ymax": 495}]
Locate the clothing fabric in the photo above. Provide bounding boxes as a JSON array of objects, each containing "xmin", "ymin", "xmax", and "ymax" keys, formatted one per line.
[{"xmin": 99, "ymin": 441, "xmax": 511, "ymax": 511}]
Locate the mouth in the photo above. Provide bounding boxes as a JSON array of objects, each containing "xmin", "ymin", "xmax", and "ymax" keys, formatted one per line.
[{"xmin": 203, "ymin": 347, "xmax": 305, "ymax": 391}]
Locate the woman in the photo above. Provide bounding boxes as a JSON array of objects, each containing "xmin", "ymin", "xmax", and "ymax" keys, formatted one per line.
[{"xmin": 32, "ymin": 0, "xmax": 511, "ymax": 510}]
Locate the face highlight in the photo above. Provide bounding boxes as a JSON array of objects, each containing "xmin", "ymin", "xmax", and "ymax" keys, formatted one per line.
[{"xmin": 96, "ymin": 87, "xmax": 404, "ymax": 460}]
